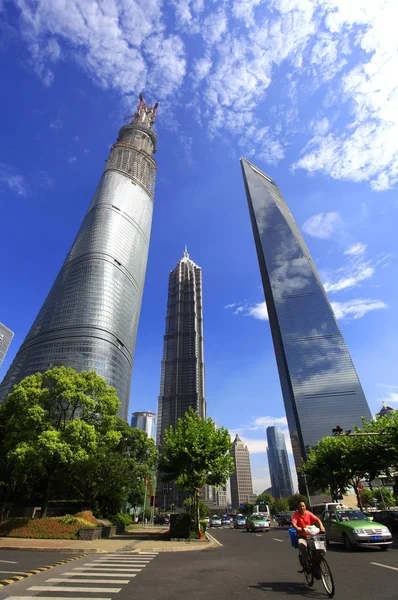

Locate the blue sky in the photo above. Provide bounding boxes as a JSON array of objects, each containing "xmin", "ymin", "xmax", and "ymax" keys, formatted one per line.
[{"xmin": 1, "ymin": 0, "xmax": 397, "ymax": 493}]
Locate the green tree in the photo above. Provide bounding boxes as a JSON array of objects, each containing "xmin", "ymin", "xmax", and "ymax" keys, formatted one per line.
[
  {"xmin": 239, "ymin": 502, "xmax": 255, "ymax": 516},
  {"xmin": 360, "ymin": 488, "xmax": 375, "ymax": 508},
  {"xmin": 159, "ymin": 407, "xmax": 234, "ymax": 536},
  {"xmin": 273, "ymin": 498, "xmax": 289, "ymax": 513},
  {"xmin": 287, "ymin": 493, "xmax": 308, "ymax": 510},
  {"xmin": 373, "ymin": 487, "xmax": 396, "ymax": 508},
  {"xmin": 70, "ymin": 419, "xmax": 157, "ymax": 516},
  {"xmin": 0, "ymin": 367, "xmax": 121, "ymax": 517},
  {"xmin": 256, "ymin": 493, "xmax": 275, "ymax": 512},
  {"xmin": 183, "ymin": 497, "xmax": 211, "ymax": 518}
]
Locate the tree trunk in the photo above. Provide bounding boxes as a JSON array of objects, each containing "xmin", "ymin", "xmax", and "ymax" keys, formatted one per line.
[
  {"xmin": 353, "ymin": 483, "xmax": 363, "ymax": 512},
  {"xmin": 194, "ymin": 490, "xmax": 200, "ymax": 537},
  {"xmin": 40, "ymin": 478, "xmax": 51, "ymax": 518}
]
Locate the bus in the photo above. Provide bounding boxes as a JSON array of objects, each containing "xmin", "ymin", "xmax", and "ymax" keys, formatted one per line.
[{"xmin": 310, "ymin": 502, "xmax": 347, "ymax": 517}]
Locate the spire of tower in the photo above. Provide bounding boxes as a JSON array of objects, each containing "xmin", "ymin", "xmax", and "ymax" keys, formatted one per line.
[
  {"xmin": 184, "ymin": 245, "xmax": 189, "ymax": 259},
  {"xmin": 124, "ymin": 93, "xmax": 159, "ymax": 129}
]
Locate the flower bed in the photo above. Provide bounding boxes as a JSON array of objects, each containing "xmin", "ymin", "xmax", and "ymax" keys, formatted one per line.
[{"xmin": 0, "ymin": 517, "xmax": 94, "ymax": 539}]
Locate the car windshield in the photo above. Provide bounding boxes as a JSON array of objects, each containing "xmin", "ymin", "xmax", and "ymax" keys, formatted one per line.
[
  {"xmin": 336, "ymin": 510, "xmax": 368, "ymax": 522},
  {"xmin": 251, "ymin": 516, "xmax": 264, "ymax": 521}
]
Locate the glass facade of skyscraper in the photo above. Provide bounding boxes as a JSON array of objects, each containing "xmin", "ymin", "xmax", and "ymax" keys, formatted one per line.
[
  {"xmin": 0, "ymin": 96, "xmax": 158, "ymax": 419},
  {"xmin": 266, "ymin": 426, "xmax": 294, "ymax": 498},
  {"xmin": 229, "ymin": 434, "xmax": 254, "ymax": 509},
  {"xmin": 241, "ymin": 158, "xmax": 372, "ymax": 483},
  {"xmin": 131, "ymin": 411, "xmax": 156, "ymax": 441},
  {"xmin": 0, "ymin": 323, "xmax": 14, "ymax": 367},
  {"xmin": 156, "ymin": 249, "xmax": 206, "ymax": 508}
]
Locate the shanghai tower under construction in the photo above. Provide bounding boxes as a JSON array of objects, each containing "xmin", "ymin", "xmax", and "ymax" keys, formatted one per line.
[{"xmin": 0, "ymin": 95, "xmax": 158, "ymax": 419}]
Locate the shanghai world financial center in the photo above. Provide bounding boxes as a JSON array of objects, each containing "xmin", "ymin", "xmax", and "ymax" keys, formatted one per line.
[{"xmin": 241, "ymin": 158, "xmax": 371, "ymax": 486}]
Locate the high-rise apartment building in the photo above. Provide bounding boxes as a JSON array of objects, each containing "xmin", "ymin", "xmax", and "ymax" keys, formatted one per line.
[
  {"xmin": 229, "ymin": 434, "xmax": 254, "ymax": 509},
  {"xmin": 266, "ymin": 426, "xmax": 294, "ymax": 498},
  {"xmin": 0, "ymin": 95, "xmax": 158, "ymax": 419},
  {"xmin": 156, "ymin": 249, "xmax": 206, "ymax": 507},
  {"xmin": 131, "ymin": 411, "xmax": 156, "ymax": 441},
  {"xmin": 0, "ymin": 323, "xmax": 14, "ymax": 368},
  {"xmin": 241, "ymin": 158, "xmax": 372, "ymax": 489}
]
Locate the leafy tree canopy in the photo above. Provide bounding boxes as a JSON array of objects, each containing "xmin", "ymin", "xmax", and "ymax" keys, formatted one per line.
[{"xmin": 159, "ymin": 407, "xmax": 234, "ymax": 534}]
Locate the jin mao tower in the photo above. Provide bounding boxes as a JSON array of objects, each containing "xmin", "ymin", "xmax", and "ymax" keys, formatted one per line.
[
  {"xmin": 156, "ymin": 249, "xmax": 206, "ymax": 507},
  {"xmin": 0, "ymin": 95, "xmax": 158, "ymax": 419}
]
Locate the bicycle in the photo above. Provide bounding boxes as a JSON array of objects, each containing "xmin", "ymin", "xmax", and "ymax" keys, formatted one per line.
[{"xmin": 289, "ymin": 527, "xmax": 335, "ymax": 598}]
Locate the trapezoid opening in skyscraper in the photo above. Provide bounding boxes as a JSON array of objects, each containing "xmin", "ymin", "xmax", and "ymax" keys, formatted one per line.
[
  {"xmin": 240, "ymin": 157, "xmax": 372, "ymax": 488},
  {"xmin": 0, "ymin": 94, "xmax": 159, "ymax": 419}
]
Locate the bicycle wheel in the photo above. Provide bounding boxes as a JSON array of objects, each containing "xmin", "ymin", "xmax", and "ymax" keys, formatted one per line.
[
  {"xmin": 304, "ymin": 565, "xmax": 314, "ymax": 587},
  {"xmin": 319, "ymin": 556, "xmax": 335, "ymax": 598}
]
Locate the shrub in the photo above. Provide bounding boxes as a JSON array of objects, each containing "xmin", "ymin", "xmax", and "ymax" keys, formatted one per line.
[
  {"xmin": 57, "ymin": 514, "xmax": 95, "ymax": 527},
  {"xmin": 74, "ymin": 511, "xmax": 99, "ymax": 525},
  {"xmin": 0, "ymin": 517, "xmax": 84, "ymax": 539},
  {"xmin": 110, "ymin": 513, "xmax": 132, "ymax": 527},
  {"xmin": 199, "ymin": 520, "xmax": 207, "ymax": 534}
]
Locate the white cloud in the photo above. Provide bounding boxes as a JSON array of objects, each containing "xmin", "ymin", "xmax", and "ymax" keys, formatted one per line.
[
  {"xmin": 232, "ymin": 0, "xmax": 262, "ymax": 26},
  {"xmin": 322, "ymin": 245, "xmax": 389, "ymax": 295},
  {"xmin": 310, "ymin": 117, "xmax": 330, "ymax": 136},
  {"xmin": 49, "ymin": 117, "xmax": 63, "ymax": 130},
  {"xmin": 7, "ymin": 1, "xmax": 398, "ymax": 187},
  {"xmin": 324, "ymin": 264, "xmax": 374, "ymax": 294},
  {"xmin": 302, "ymin": 212, "xmax": 342, "ymax": 239},
  {"xmin": 381, "ymin": 392, "xmax": 398, "ymax": 405},
  {"xmin": 225, "ymin": 300, "xmax": 269, "ymax": 321},
  {"xmin": 344, "ymin": 242, "xmax": 367, "ymax": 256},
  {"xmin": 202, "ymin": 8, "xmax": 228, "ymax": 46},
  {"xmin": 68, "ymin": 156, "xmax": 77, "ymax": 165},
  {"xmin": 294, "ymin": 0, "xmax": 398, "ymax": 190},
  {"xmin": 331, "ymin": 298, "xmax": 387, "ymax": 321},
  {"xmin": 246, "ymin": 301, "xmax": 269, "ymax": 321},
  {"xmin": 0, "ymin": 162, "xmax": 27, "ymax": 197}
]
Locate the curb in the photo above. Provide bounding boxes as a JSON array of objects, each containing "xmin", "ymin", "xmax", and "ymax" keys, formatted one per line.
[
  {"xmin": 205, "ymin": 532, "xmax": 223, "ymax": 547},
  {"xmin": 0, "ymin": 554, "xmax": 86, "ymax": 588}
]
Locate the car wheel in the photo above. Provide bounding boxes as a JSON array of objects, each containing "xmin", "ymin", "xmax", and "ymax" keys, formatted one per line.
[
  {"xmin": 379, "ymin": 545, "xmax": 389, "ymax": 551},
  {"xmin": 343, "ymin": 533, "xmax": 354, "ymax": 551},
  {"xmin": 246, "ymin": 527, "xmax": 249, "ymax": 532}
]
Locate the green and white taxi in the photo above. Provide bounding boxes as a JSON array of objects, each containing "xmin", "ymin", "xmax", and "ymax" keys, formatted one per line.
[
  {"xmin": 321, "ymin": 509, "xmax": 392, "ymax": 551},
  {"xmin": 246, "ymin": 514, "xmax": 270, "ymax": 532}
]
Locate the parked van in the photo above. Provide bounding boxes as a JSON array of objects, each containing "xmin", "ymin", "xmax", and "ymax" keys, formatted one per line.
[{"xmin": 310, "ymin": 502, "xmax": 347, "ymax": 517}]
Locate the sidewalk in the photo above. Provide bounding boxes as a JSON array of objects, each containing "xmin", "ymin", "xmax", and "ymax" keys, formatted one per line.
[{"xmin": 0, "ymin": 527, "xmax": 218, "ymax": 553}]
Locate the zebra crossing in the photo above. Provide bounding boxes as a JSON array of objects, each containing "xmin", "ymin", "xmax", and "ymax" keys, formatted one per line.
[{"xmin": 5, "ymin": 552, "xmax": 158, "ymax": 600}]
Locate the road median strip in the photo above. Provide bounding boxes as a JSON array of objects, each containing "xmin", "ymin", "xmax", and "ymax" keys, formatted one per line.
[{"xmin": 0, "ymin": 554, "xmax": 86, "ymax": 588}]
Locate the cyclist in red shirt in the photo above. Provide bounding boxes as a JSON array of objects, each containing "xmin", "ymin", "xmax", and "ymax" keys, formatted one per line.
[{"xmin": 292, "ymin": 501, "xmax": 325, "ymax": 570}]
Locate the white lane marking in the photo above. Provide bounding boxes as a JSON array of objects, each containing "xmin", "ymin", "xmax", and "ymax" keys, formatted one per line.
[
  {"xmin": 6, "ymin": 597, "xmax": 112, "ymax": 600},
  {"xmin": 0, "ymin": 560, "xmax": 18, "ymax": 564},
  {"xmin": 63, "ymin": 572, "xmax": 134, "ymax": 578},
  {"xmin": 273, "ymin": 538, "xmax": 284, "ymax": 542},
  {"xmin": 0, "ymin": 570, "xmax": 27, "ymax": 574},
  {"xmin": 370, "ymin": 562, "xmax": 398, "ymax": 572},
  {"xmin": 75, "ymin": 567, "xmax": 141, "ymax": 572},
  {"xmin": 206, "ymin": 532, "xmax": 223, "ymax": 546},
  {"xmin": 94, "ymin": 560, "xmax": 150, "ymax": 563},
  {"xmin": 28, "ymin": 586, "xmax": 122, "ymax": 593},
  {"xmin": 90, "ymin": 564, "xmax": 145, "ymax": 568},
  {"xmin": 47, "ymin": 578, "xmax": 129, "ymax": 584}
]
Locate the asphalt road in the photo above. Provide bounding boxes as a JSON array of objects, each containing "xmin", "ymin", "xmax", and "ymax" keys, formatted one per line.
[
  {"xmin": 0, "ymin": 550, "xmax": 77, "ymax": 578},
  {"xmin": 0, "ymin": 527, "xmax": 396, "ymax": 600}
]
